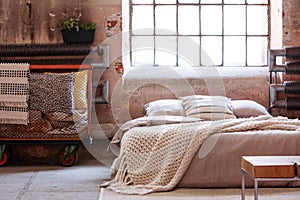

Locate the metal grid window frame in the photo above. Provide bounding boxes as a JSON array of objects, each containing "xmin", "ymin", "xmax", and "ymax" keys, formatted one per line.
[{"xmin": 128, "ymin": 0, "xmax": 270, "ymax": 67}]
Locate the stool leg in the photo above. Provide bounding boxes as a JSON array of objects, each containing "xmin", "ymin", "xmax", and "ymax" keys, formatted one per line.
[
  {"xmin": 241, "ymin": 170, "xmax": 245, "ymax": 200},
  {"xmin": 254, "ymin": 179, "xmax": 258, "ymax": 200}
]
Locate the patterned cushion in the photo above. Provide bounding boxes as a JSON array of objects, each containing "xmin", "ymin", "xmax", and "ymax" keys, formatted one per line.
[
  {"xmin": 29, "ymin": 73, "xmax": 74, "ymax": 114},
  {"xmin": 28, "ymin": 110, "xmax": 43, "ymax": 123}
]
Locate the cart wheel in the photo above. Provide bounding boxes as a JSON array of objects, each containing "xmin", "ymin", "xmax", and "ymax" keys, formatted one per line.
[
  {"xmin": 57, "ymin": 148, "xmax": 78, "ymax": 167},
  {"xmin": 5, "ymin": 146, "xmax": 12, "ymax": 160},
  {"xmin": 0, "ymin": 150, "xmax": 9, "ymax": 167}
]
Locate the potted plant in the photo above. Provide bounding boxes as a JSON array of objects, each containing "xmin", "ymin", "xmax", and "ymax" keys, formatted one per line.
[{"xmin": 57, "ymin": 15, "xmax": 97, "ymax": 43}]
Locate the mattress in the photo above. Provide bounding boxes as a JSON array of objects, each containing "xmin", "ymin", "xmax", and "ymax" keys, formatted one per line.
[{"xmin": 178, "ymin": 130, "xmax": 300, "ymax": 188}]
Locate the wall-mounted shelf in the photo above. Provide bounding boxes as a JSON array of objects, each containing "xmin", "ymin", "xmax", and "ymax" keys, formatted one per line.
[{"xmin": 269, "ymin": 47, "xmax": 300, "ymax": 112}]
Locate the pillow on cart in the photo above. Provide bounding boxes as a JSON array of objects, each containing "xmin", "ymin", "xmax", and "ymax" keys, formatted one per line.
[{"xmin": 29, "ymin": 73, "xmax": 74, "ymax": 114}]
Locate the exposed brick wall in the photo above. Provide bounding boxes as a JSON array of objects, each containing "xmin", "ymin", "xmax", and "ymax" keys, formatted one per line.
[{"xmin": 283, "ymin": 0, "xmax": 300, "ymax": 47}]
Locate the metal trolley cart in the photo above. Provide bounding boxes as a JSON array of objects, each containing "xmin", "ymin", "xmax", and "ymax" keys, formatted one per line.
[{"xmin": 0, "ymin": 43, "xmax": 94, "ymax": 166}]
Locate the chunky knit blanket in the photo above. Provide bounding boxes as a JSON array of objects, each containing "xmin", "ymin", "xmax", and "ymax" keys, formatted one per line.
[
  {"xmin": 107, "ymin": 115, "xmax": 300, "ymax": 195},
  {"xmin": 0, "ymin": 63, "xmax": 29, "ymax": 124}
]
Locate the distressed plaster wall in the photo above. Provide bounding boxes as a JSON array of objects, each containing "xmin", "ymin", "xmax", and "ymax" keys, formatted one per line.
[
  {"xmin": 0, "ymin": 0, "xmax": 122, "ymax": 162},
  {"xmin": 111, "ymin": 67, "xmax": 270, "ymax": 123},
  {"xmin": 1, "ymin": 0, "xmax": 300, "ymax": 164},
  {"xmin": 0, "ymin": 0, "xmax": 121, "ymax": 44},
  {"xmin": 0, "ymin": 0, "xmax": 123, "ymax": 133}
]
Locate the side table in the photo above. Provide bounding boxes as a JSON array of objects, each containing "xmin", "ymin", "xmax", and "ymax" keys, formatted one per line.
[{"xmin": 241, "ymin": 156, "xmax": 300, "ymax": 200}]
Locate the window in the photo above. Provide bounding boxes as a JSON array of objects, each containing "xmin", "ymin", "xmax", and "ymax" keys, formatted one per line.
[{"xmin": 123, "ymin": 0, "xmax": 269, "ymax": 67}]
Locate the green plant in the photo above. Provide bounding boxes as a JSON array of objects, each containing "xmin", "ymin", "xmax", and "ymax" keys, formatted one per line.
[
  {"xmin": 57, "ymin": 16, "xmax": 96, "ymax": 32},
  {"xmin": 80, "ymin": 22, "xmax": 97, "ymax": 31}
]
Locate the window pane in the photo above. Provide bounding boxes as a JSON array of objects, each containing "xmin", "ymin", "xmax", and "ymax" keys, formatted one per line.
[
  {"xmin": 155, "ymin": 36, "xmax": 177, "ymax": 66},
  {"xmin": 224, "ymin": 0, "xmax": 245, "ymax": 4},
  {"xmin": 201, "ymin": 36, "xmax": 222, "ymax": 66},
  {"xmin": 201, "ymin": 0, "xmax": 222, "ymax": 4},
  {"xmin": 224, "ymin": 36, "xmax": 246, "ymax": 66},
  {"xmin": 247, "ymin": 6, "xmax": 268, "ymax": 35},
  {"xmin": 156, "ymin": 0, "xmax": 176, "ymax": 4},
  {"xmin": 179, "ymin": 0, "xmax": 199, "ymax": 3},
  {"xmin": 201, "ymin": 6, "xmax": 222, "ymax": 35},
  {"xmin": 178, "ymin": 36, "xmax": 200, "ymax": 66},
  {"xmin": 247, "ymin": 37, "xmax": 267, "ymax": 66},
  {"xmin": 247, "ymin": 0, "xmax": 268, "ymax": 4},
  {"xmin": 132, "ymin": 6, "xmax": 154, "ymax": 35},
  {"xmin": 224, "ymin": 5, "xmax": 245, "ymax": 35},
  {"xmin": 155, "ymin": 6, "xmax": 176, "ymax": 35},
  {"xmin": 132, "ymin": 36, "xmax": 154, "ymax": 66},
  {"xmin": 132, "ymin": 0, "xmax": 153, "ymax": 4},
  {"xmin": 178, "ymin": 6, "xmax": 199, "ymax": 35}
]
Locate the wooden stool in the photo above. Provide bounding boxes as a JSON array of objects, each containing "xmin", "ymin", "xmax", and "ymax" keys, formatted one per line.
[{"xmin": 241, "ymin": 156, "xmax": 300, "ymax": 200}]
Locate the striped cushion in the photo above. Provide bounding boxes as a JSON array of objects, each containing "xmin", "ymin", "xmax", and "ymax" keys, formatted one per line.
[{"xmin": 181, "ymin": 95, "xmax": 236, "ymax": 120}]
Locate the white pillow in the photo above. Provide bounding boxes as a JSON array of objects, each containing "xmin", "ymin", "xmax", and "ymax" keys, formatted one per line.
[
  {"xmin": 144, "ymin": 99, "xmax": 185, "ymax": 116},
  {"xmin": 231, "ymin": 100, "xmax": 271, "ymax": 118}
]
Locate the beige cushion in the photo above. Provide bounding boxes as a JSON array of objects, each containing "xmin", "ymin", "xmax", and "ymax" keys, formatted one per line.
[
  {"xmin": 144, "ymin": 99, "xmax": 185, "ymax": 116},
  {"xmin": 74, "ymin": 70, "xmax": 88, "ymax": 109},
  {"xmin": 232, "ymin": 100, "xmax": 271, "ymax": 118}
]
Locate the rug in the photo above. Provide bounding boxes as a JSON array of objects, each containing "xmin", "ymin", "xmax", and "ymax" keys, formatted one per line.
[{"xmin": 99, "ymin": 187, "xmax": 300, "ymax": 200}]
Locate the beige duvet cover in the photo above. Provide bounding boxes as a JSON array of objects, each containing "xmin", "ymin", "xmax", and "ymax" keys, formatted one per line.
[{"xmin": 179, "ymin": 130, "xmax": 300, "ymax": 188}]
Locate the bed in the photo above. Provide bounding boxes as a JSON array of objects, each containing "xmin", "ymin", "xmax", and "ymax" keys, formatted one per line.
[{"xmin": 105, "ymin": 96, "xmax": 300, "ymax": 194}]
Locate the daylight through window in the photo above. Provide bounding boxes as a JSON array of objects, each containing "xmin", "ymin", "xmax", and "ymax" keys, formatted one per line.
[{"xmin": 126, "ymin": 0, "xmax": 269, "ymax": 67}]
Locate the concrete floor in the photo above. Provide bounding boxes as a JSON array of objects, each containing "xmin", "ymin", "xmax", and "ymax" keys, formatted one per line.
[{"xmin": 0, "ymin": 140, "xmax": 116, "ymax": 200}]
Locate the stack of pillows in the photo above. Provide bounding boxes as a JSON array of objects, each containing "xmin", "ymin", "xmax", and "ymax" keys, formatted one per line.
[{"xmin": 144, "ymin": 95, "xmax": 271, "ymax": 121}]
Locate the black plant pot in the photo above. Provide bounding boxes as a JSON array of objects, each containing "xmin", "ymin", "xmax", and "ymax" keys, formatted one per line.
[{"xmin": 61, "ymin": 30, "xmax": 95, "ymax": 43}]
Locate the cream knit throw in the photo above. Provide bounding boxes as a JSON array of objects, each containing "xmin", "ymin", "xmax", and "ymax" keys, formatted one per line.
[{"xmin": 107, "ymin": 115, "xmax": 300, "ymax": 195}]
